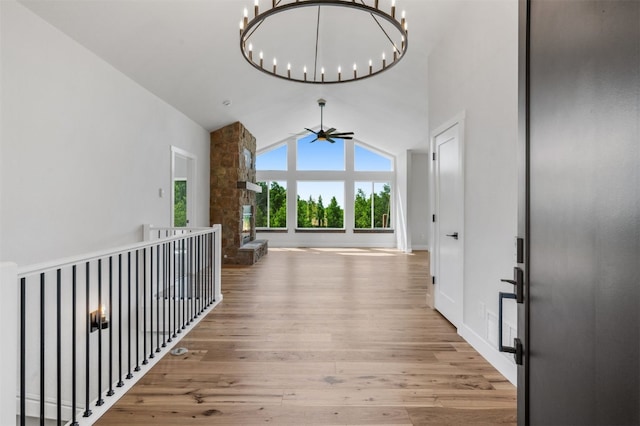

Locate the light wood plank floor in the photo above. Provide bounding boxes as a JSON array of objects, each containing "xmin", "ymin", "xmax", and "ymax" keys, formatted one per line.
[{"xmin": 97, "ymin": 248, "xmax": 516, "ymax": 425}]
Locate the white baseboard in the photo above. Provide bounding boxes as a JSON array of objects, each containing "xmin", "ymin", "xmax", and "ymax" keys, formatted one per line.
[
  {"xmin": 411, "ymin": 244, "xmax": 430, "ymax": 251},
  {"xmin": 458, "ymin": 324, "xmax": 517, "ymax": 386}
]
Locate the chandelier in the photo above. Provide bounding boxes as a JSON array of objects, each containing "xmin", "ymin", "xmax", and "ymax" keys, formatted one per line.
[{"xmin": 239, "ymin": 0, "xmax": 409, "ymax": 84}]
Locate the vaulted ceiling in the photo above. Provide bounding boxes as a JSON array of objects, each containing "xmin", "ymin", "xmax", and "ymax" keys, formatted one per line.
[{"xmin": 20, "ymin": 0, "xmax": 464, "ymax": 155}]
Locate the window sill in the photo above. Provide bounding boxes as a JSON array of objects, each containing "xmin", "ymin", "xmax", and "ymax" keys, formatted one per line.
[
  {"xmin": 256, "ymin": 228, "xmax": 288, "ymax": 233},
  {"xmin": 295, "ymin": 228, "xmax": 346, "ymax": 233},
  {"xmin": 353, "ymin": 229, "xmax": 395, "ymax": 234}
]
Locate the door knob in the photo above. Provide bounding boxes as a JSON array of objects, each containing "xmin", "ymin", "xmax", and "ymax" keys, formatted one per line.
[{"xmin": 446, "ymin": 232, "xmax": 459, "ymax": 240}]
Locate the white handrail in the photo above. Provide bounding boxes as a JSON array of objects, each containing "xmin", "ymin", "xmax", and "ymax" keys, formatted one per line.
[{"xmin": 18, "ymin": 225, "xmax": 221, "ymax": 279}]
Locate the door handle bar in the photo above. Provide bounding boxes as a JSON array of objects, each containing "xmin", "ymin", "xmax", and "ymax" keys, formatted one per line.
[
  {"xmin": 445, "ymin": 232, "xmax": 459, "ymax": 240},
  {"xmin": 498, "ymin": 291, "xmax": 523, "ymax": 365}
]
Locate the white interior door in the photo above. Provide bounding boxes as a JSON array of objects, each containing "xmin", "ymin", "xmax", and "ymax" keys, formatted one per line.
[{"xmin": 433, "ymin": 123, "xmax": 464, "ymax": 328}]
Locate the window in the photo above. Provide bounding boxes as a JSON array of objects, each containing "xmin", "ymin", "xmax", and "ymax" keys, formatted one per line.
[
  {"xmin": 257, "ymin": 137, "xmax": 394, "ymax": 234},
  {"xmin": 297, "ymin": 135, "xmax": 345, "ymax": 170},
  {"xmin": 256, "ymin": 144, "xmax": 287, "ymax": 170},
  {"xmin": 256, "ymin": 181, "xmax": 287, "ymax": 228},
  {"xmin": 355, "ymin": 144, "xmax": 392, "ymax": 171},
  {"xmin": 173, "ymin": 180, "xmax": 187, "ymax": 227},
  {"xmin": 354, "ymin": 182, "xmax": 392, "ymax": 229},
  {"xmin": 297, "ymin": 181, "xmax": 344, "ymax": 228}
]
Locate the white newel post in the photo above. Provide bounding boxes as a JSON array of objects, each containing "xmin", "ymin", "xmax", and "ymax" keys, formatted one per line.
[
  {"xmin": 213, "ymin": 225, "xmax": 222, "ymax": 301},
  {"xmin": 142, "ymin": 223, "xmax": 152, "ymax": 241},
  {"xmin": 0, "ymin": 262, "xmax": 18, "ymax": 425}
]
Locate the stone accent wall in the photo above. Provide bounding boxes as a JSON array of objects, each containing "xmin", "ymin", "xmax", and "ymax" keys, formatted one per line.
[{"xmin": 210, "ymin": 122, "xmax": 257, "ymax": 264}]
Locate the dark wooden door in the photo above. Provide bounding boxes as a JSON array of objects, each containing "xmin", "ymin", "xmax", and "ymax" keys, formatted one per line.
[{"xmin": 520, "ymin": 0, "xmax": 640, "ymax": 424}]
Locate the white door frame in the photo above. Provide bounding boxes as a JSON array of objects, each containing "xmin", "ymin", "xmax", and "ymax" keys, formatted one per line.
[
  {"xmin": 170, "ymin": 146, "xmax": 197, "ymax": 227},
  {"xmin": 430, "ymin": 112, "xmax": 465, "ymax": 327}
]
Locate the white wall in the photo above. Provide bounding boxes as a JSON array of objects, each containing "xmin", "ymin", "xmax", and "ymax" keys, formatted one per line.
[
  {"xmin": 394, "ymin": 150, "xmax": 409, "ymax": 251},
  {"xmin": 428, "ymin": 0, "xmax": 519, "ymax": 382},
  {"xmin": 409, "ymin": 152, "xmax": 430, "ymax": 250},
  {"xmin": 0, "ymin": 1, "xmax": 210, "ymax": 266}
]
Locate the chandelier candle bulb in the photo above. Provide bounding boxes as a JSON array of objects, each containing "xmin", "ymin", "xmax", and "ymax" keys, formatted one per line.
[
  {"xmin": 375, "ymin": 0, "xmax": 379, "ymax": 8},
  {"xmin": 254, "ymin": 0, "xmax": 259, "ymax": 17},
  {"xmin": 287, "ymin": 63, "xmax": 291, "ymax": 78},
  {"xmin": 273, "ymin": 58, "xmax": 277, "ymax": 74},
  {"xmin": 243, "ymin": 8, "xmax": 248, "ymax": 29},
  {"xmin": 239, "ymin": 20, "xmax": 243, "ymax": 36},
  {"xmin": 338, "ymin": 66, "xmax": 341, "ymax": 81},
  {"xmin": 401, "ymin": 10, "xmax": 405, "ymax": 28},
  {"xmin": 248, "ymin": 43, "xmax": 253, "ymax": 60},
  {"xmin": 304, "ymin": 66, "xmax": 307, "ymax": 81},
  {"xmin": 391, "ymin": 0, "xmax": 396, "ymax": 18},
  {"xmin": 393, "ymin": 47, "xmax": 397, "ymax": 61},
  {"xmin": 321, "ymin": 67, "xmax": 325, "ymax": 82},
  {"xmin": 369, "ymin": 59, "xmax": 373, "ymax": 74},
  {"xmin": 382, "ymin": 52, "xmax": 386, "ymax": 68},
  {"xmin": 260, "ymin": 51, "xmax": 263, "ymax": 68},
  {"xmin": 353, "ymin": 63, "xmax": 357, "ymax": 78}
]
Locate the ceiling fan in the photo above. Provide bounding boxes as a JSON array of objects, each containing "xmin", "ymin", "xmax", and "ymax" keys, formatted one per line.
[{"xmin": 305, "ymin": 98, "xmax": 354, "ymax": 143}]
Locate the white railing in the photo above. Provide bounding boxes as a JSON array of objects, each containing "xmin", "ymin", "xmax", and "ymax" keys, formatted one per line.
[{"xmin": 12, "ymin": 225, "xmax": 222, "ymax": 425}]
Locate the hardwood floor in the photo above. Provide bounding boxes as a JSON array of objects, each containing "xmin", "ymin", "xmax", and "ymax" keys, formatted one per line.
[{"xmin": 96, "ymin": 248, "xmax": 516, "ymax": 425}]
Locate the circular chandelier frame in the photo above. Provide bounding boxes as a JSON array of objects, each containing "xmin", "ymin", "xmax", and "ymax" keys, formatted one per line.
[{"xmin": 239, "ymin": 0, "xmax": 409, "ymax": 85}]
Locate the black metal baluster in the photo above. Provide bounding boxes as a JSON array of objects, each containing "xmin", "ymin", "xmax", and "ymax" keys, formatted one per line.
[
  {"xmin": 71, "ymin": 267, "xmax": 78, "ymax": 426},
  {"xmin": 172, "ymin": 239, "xmax": 177, "ymax": 338},
  {"xmin": 182, "ymin": 238, "xmax": 186, "ymax": 330},
  {"xmin": 56, "ymin": 269, "xmax": 62, "ymax": 424},
  {"xmin": 207, "ymin": 234, "xmax": 211, "ymax": 305},
  {"xmin": 203, "ymin": 235, "xmax": 207, "ymax": 306},
  {"xmin": 126, "ymin": 252, "xmax": 133, "ymax": 380},
  {"xmin": 156, "ymin": 245, "xmax": 160, "ymax": 353},
  {"xmin": 189, "ymin": 236, "xmax": 193, "ymax": 323},
  {"xmin": 107, "ymin": 258, "xmax": 114, "ymax": 397},
  {"xmin": 117, "ymin": 254, "xmax": 124, "ymax": 388},
  {"xmin": 96, "ymin": 260, "xmax": 104, "ymax": 407},
  {"xmin": 184, "ymin": 238, "xmax": 193, "ymax": 325},
  {"xmin": 135, "ymin": 250, "xmax": 141, "ymax": 372},
  {"xmin": 195, "ymin": 235, "xmax": 202, "ymax": 314},
  {"xmin": 20, "ymin": 277, "xmax": 26, "ymax": 426},
  {"xmin": 201, "ymin": 235, "xmax": 205, "ymax": 307},
  {"xmin": 40, "ymin": 273, "xmax": 45, "ymax": 425},
  {"xmin": 149, "ymin": 246, "xmax": 154, "ymax": 360},
  {"xmin": 206, "ymin": 234, "xmax": 210, "ymax": 306},
  {"xmin": 167, "ymin": 240, "xmax": 172, "ymax": 343},
  {"xmin": 173, "ymin": 240, "xmax": 182, "ymax": 334},
  {"xmin": 143, "ymin": 248, "xmax": 148, "ymax": 365},
  {"xmin": 162, "ymin": 243, "xmax": 166, "ymax": 348},
  {"xmin": 84, "ymin": 263, "xmax": 92, "ymax": 418}
]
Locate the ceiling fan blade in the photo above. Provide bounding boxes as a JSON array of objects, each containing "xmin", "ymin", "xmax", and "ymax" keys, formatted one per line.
[
  {"xmin": 325, "ymin": 128, "xmax": 336, "ymax": 134},
  {"xmin": 310, "ymin": 137, "xmax": 319, "ymax": 143},
  {"xmin": 304, "ymin": 128, "xmax": 319, "ymax": 135},
  {"xmin": 339, "ymin": 136, "xmax": 353, "ymax": 140},
  {"xmin": 330, "ymin": 131, "xmax": 354, "ymax": 136},
  {"xmin": 327, "ymin": 137, "xmax": 336, "ymax": 143}
]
